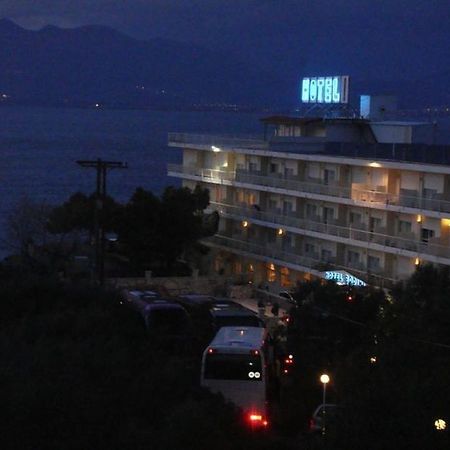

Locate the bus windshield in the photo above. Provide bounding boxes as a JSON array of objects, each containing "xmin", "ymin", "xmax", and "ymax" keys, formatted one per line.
[{"xmin": 204, "ymin": 353, "xmax": 262, "ymax": 381}]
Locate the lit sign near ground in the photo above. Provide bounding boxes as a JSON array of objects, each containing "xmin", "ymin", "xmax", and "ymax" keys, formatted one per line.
[
  {"xmin": 323, "ymin": 270, "xmax": 366, "ymax": 286},
  {"xmin": 301, "ymin": 76, "xmax": 349, "ymax": 104}
]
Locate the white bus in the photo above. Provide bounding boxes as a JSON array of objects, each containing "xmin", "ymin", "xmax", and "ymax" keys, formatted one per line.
[{"xmin": 200, "ymin": 326, "xmax": 273, "ymax": 429}]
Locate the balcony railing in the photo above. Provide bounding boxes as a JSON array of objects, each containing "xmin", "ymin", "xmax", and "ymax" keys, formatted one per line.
[
  {"xmin": 168, "ymin": 133, "xmax": 267, "ymax": 150},
  {"xmin": 210, "ymin": 201, "xmax": 450, "ymax": 263},
  {"xmin": 168, "ymin": 163, "xmax": 450, "ymax": 214},
  {"xmin": 169, "ymin": 132, "xmax": 450, "ymax": 166},
  {"xmin": 203, "ymin": 234, "xmax": 396, "ymax": 288}
]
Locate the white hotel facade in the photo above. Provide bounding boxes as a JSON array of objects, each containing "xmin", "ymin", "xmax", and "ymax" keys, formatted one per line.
[{"xmin": 168, "ymin": 113, "xmax": 450, "ymax": 290}]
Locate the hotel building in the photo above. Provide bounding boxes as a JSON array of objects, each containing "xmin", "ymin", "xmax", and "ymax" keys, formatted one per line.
[{"xmin": 168, "ymin": 106, "xmax": 450, "ymax": 290}]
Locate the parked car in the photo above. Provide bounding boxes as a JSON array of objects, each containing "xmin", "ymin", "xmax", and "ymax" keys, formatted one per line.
[{"xmin": 278, "ymin": 290, "xmax": 300, "ymax": 306}]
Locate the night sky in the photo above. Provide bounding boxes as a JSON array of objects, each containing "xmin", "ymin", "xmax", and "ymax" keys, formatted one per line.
[{"xmin": 2, "ymin": 0, "xmax": 449, "ymax": 83}]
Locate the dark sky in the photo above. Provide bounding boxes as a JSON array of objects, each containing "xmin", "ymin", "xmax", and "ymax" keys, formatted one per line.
[{"xmin": 2, "ymin": 0, "xmax": 449, "ymax": 82}]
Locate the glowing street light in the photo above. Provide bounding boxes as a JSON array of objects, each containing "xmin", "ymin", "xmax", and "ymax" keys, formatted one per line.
[
  {"xmin": 434, "ymin": 419, "xmax": 447, "ymax": 431},
  {"xmin": 320, "ymin": 373, "xmax": 330, "ymax": 435}
]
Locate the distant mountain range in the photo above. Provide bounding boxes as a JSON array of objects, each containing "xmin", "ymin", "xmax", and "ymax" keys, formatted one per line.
[
  {"xmin": 0, "ymin": 18, "xmax": 288, "ymax": 110},
  {"xmin": 0, "ymin": 18, "xmax": 448, "ymax": 111}
]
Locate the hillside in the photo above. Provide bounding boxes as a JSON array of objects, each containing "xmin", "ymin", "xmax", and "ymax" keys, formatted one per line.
[
  {"xmin": 0, "ymin": 18, "xmax": 285, "ymax": 109},
  {"xmin": 0, "ymin": 18, "xmax": 448, "ymax": 111}
]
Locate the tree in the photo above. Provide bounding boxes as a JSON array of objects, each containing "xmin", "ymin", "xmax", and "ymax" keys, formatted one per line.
[
  {"xmin": 331, "ymin": 265, "xmax": 450, "ymax": 450},
  {"xmin": 1, "ymin": 195, "xmax": 52, "ymax": 259},
  {"xmin": 47, "ymin": 191, "xmax": 122, "ymax": 234},
  {"xmin": 114, "ymin": 187, "xmax": 162, "ymax": 272},
  {"xmin": 114, "ymin": 185, "xmax": 212, "ymax": 275}
]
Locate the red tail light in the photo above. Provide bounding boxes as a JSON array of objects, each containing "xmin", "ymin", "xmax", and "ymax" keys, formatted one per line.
[{"xmin": 247, "ymin": 412, "xmax": 269, "ymax": 428}]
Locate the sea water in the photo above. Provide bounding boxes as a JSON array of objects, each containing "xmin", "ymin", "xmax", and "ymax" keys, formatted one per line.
[{"xmin": 0, "ymin": 105, "xmax": 262, "ymax": 257}]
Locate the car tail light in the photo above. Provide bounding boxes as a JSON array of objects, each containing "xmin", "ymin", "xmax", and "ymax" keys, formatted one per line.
[{"xmin": 247, "ymin": 412, "xmax": 269, "ymax": 428}]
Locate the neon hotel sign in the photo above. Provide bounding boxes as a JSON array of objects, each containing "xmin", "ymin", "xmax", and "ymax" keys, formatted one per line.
[
  {"xmin": 324, "ymin": 270, "xmax": 367, "ymax": 287},
  {"xmin": 301, "ymin": 75, "xmax": 349, "ymax": 104}
]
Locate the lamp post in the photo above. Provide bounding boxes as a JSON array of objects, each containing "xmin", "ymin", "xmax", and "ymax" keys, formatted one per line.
[{"xmin": 320, "ymin": 373, "xmax": 330, "ymax": 435}]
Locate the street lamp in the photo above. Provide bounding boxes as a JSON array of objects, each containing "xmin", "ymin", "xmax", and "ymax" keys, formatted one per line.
[
  {"xmin": 320, "ymin": 373, "xmax": 330, "ymax": 435},
  {"xmin": 434, "ymin": 418, "xmax": 447, "ymax": 431}
]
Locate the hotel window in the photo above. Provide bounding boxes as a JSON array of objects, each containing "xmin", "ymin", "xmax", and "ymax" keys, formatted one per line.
[
  {"xmin": 283, "ymin": 234, "xmax": 293, "ymax": 249},
  {"xmin": 249, "ymin": 162, "xmax": 258, "ymax": 172},
  {"xmin": 308, "ymin": 164, "xmax": 320, "ymax": 179},
  {"xmin": 369, "ymin": 217, "xmax": 382, "ymax": 233},
  {"xmin": 368, "ymin": 255, "xmax": 381, "ymax": 271},
  {"xmin": 349, "ymin": 211, "xmax": 362, "ymax": 225},
  {"xmin": 347, "ymin": 250, "xmax": 360, "ymax": 265},
  {"xmin": 267, "ymin": 263, "xmax": 277, "ymax": 282},
  {"xmin": 398, "ymin": 220, "xmax": 412, "ymax": 234},
  {"xmin": 321, "ymin": 249, "xmax": 333, "ymax": 262},
  {"xmin": 284, "ymin": 166, "xmax": 294, "ymax": 177},
  {"xmin": 323, "ymin": 207, "xmax": 334, "ymax": 224},
  {"xmin": 305, "ymin": 243, "xmax": 316, "ymax": 255},
  {"xmin": 268, "ymin": 199, "xmax": 278, "ymax": 211},
  {"xmin": 283, "ymin": 201, "xmax": 293, "ymax": 215},
  {"xmin": 281, "ymin": 267, "xmax": 290, "ymax": 287},
  {"xmin": 306, "ymin": 203, "xmax": 317, "ymax": 219},
  {"xmin": 267, "ymin": 229, "xmax": 277, "ymax": 243},
  {"xmin": 421, "ymin": 228, "xmax": 435, "ymax": 243},
  {"xmin": 423, "ymin": 188, "xmax": 437, "ymax": 198},
  {"xmin": 323, "ymin": 169, "xmax": 336, "ymax": 185},
  {"xmin": 269, "ymin": 163, "xmax": 279, "ymax": 174}
]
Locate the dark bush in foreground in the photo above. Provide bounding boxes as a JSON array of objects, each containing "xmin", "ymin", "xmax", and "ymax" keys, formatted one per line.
[{"xmin": 0, "ymin": 275, "xmax": 288, "ymax": 450}]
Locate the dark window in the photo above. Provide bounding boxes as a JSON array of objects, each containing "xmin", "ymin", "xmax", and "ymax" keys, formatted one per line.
[
  {"xmin": 214, "ymin": 315, "xmax": 263, "ymax": 329},
  {"xmin": 421, "ymin": 228, "xmax": 435, "ymax": 243},
  {"xmin": 204, "ymin": 353, "xmax": 262, "ymax": 380}
]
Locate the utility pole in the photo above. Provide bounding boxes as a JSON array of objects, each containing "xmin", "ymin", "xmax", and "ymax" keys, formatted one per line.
[{"xmin": 76, "ymin": 159, "xmax": 128, "ymax": 285}]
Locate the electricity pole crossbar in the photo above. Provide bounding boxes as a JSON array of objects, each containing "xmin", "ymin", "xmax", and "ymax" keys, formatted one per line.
[{"xmin": 76, "ymin": 158, "xmax": 128, "ymax": 285}]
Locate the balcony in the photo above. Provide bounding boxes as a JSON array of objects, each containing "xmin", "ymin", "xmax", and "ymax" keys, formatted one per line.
[
  {"xmin": 209, "ymin": 201, "xmax": 450, "ymax": 264},
  {"xmin": 168, "ymin": 133, "xmax": 267, "ymax": 150},
  {"xmin": 203, "ymin": 233, "xmax": 396, "ymax": 288},
  {"xmin": 168, "ymin": 164, "xmax": 450, "ymax": 215},
  {"xmin": 168, "ymin": 164, "xmax": 234, "ymax": 184},
  {"xmin": 235, "ymin": 169, "xmax": 352, "ymax": 199},
  {"xmin": 169, "ymin": 133, "xmax": 450, "ymax": 166}
]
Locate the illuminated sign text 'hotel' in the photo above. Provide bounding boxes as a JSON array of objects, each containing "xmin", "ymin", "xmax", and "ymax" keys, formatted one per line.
[{"xmin": 301, "ymin": 76, "xmax": 349, "ymax": 104}]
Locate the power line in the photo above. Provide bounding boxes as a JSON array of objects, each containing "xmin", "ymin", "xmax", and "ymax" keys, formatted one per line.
[{"xmin": 76, "ymin": 158, "xmax": 128, "ymax": 285}]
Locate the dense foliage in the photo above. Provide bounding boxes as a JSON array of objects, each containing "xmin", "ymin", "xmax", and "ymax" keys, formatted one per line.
[
  {"xmin": 44, "ymin": 184, "xmax": 216, "ymax": 276},
  {"xmin": 0, "ymin": 269, "xmax": 290, "ymax": 450},
  {"xmin": 287, "ymin": 265, "xmax": 450, "ymax": 449}
]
